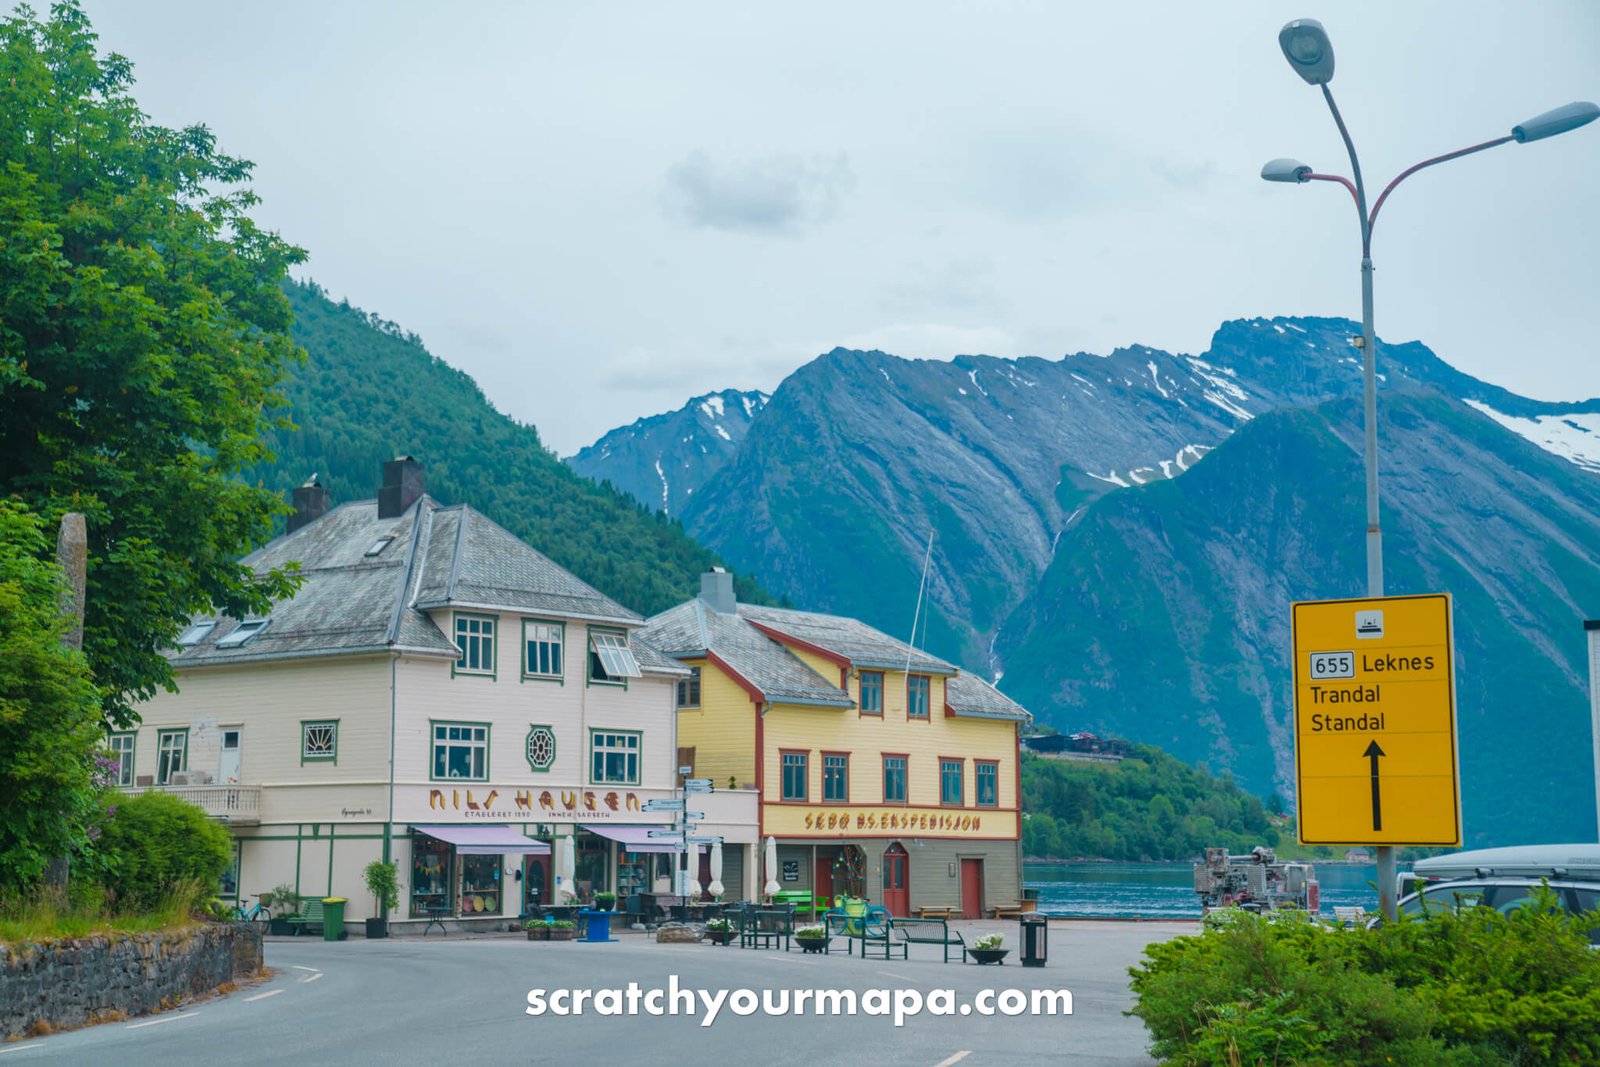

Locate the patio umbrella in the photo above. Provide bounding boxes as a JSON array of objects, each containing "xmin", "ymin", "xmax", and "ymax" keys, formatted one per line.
[
  {"xmin": 707, "ymin": 840, "xmax": 725, "ymax": 898},
  {"xmin": 686, "ymin": 839, "xmax": 702, "ymax": 900},
  {"xmin": 764, "ymin": 835, "xmax": 780, "ymax": 899},
  {"xmin": 554, "ymin": 834, "xmax": 575, "ymax": 905}
]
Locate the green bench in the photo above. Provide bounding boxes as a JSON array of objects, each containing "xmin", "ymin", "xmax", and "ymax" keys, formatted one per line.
[
  {"xmin": 891, "ymin": 917, "xmax": 967, "ymax": 963},
  {"xmin": 287, "ymin": 899, "xmax": 325, "ymax": 936}
]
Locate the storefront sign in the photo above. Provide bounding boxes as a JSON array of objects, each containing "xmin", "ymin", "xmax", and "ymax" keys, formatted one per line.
[
  {"xmin": 763, "ymin": 804, "xmax": 1019, "ymax": 840},
  {"xmin": 408, "ymin": 785, "xmax": 684, "ymax": 822}
]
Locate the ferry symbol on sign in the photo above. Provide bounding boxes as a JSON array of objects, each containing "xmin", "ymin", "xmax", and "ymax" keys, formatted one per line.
[{"xmin": 1355, "ymin": 610, "xmax": 1385, "ymax": 639}]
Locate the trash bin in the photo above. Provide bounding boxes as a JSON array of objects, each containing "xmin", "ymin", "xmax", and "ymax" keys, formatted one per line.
[
  {"xmin": 1020, "ymin": 913, "xmax": 1048, "ymax": 967},
  {"xmin": 322, "ymin": 897, "xmax": 347, "ymax": 942}
]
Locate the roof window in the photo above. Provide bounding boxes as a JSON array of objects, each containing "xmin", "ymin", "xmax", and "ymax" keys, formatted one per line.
[
  {"xmin": 365, "ymin": 535, "xmax": 397, "ymax": 557},
  {"xmin": 175, "ymin": 620, "xmax": 216, "ymax": 647},
  {"xmin": 216, "ymin": 619, "xmax": 270, "ymax": 648}
]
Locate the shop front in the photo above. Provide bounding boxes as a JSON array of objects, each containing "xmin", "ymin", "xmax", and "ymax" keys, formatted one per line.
[{"xmin": 409, "ymin": 825, "xmax": 550, "ymax": 922}]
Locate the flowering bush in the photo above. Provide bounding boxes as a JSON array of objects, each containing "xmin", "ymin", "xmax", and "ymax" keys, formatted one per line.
[{"xmin": 973, "ymin": 934, "xmax": 1004, "ymax": 951}]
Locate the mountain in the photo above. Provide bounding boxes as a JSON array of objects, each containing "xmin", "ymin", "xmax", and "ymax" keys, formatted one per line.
[
  {"xmin": 246, "ymin": 281, "xmax": 772, "ymax": 617},
  {"xmin": 994, "ymin": 390, "xmax": 1600, "ymax": 846},
  {"xmin": 567, "ymin": 388, "xmax": 769, "ymax": 515}
]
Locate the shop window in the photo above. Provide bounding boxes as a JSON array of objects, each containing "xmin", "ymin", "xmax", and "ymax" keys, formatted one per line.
[
  {"xmin": 781, "ymin": 751, "xmax": 808, "ymax": 801},
  {"xmin": 575, "ymin": 834, "xmax": 609, "ymax": 901},
  {"xmin": 454, "ymin": 613, "xmax": 495, "ymax": 675},
  {"xmin": 459, "ymin": 855, "xmax": 502, "ymax": 916},
  {"xmin": 411, "ymin": 835, "xmax": 452, "ymax": 918},
  {"xmin": 676, "ymin": 666, "xmax": 701, "ymax": 708},
  {"xmin": 882, "ymin": 755, "xmax": 907, "ymax": 803},
  {"xmin": 940, "ymin": 758, "xmax": 964, "ymax": 806},
  {"xmin": 859, "ymin": 670, "xmax": 883, "ymax": 714},
  {"xmin": 156, "ymin": 729, "xmax": 188, "ymax": 785},
  {"xmin": 433, "ymin": 722, "xmax": 489, "ymax": 781},
  {"xmin": 976, "ymin": 760, "xmax": 999, "ymax": 807},
  {"xmin": 523, "ymin": 619, "xmax": 563, "ymax": 679},
  {"xmin": 823, "ymin": 754, "xmax": 849, "ymax": 802},
  {"xmin": 590, "ymin": 730, "xmax": 640, "ymax": 785},
  {"xmin": 107, "ymin": 732, "xmax": 135, "ymax": 787},
  {"xmin": 301, "ymin": 720, "xmax": 338, "ymax": 763},
  {"xmin": 907, "ymin": 675, "xmax": 931, "ymax": 719}
]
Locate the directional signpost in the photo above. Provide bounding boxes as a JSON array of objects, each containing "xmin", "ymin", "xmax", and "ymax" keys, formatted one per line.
[
  {"xmin": 683, "ymin": 778, "xmax": 715, "ymax": 795},
  {"xmin": 1292, "ymin": 593, "xmax": 1461, "ymax": 846},
  {"xmin": 643, "ymin": 798, "xmax": 685, "ymax": 812}
]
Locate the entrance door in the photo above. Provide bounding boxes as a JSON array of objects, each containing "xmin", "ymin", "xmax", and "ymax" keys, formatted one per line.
[
  {"xmin": 697, "ymin": 850, "xmax": 714, "ymax": 902},
  {"xmin": 523, "ymin": 855, "xmax": 550, "ymax": 914},
  {"xmin": 882, "ymin": 843, "xmax": 909, "ymax": 916},
  {"xmin": 814, "ymin": 855, "xmax": 835, "ymax": 910},
  {"xmin": 960, "ymin": 858, "xmax": 984, "ymax": 919},
  {"xmin": 219, "ymin": 728, "xmax": 241, "ymax": 784}
]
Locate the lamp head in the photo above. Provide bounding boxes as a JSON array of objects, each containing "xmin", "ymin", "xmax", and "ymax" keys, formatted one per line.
[
  {"xmin": 1279, "ymin": 19, "xmax": 1335, "ymax": 86},
  {"xmin": 1512, "ymin": 101, "xmax": 1599, "ymax": 143},
  {"xmin": 1261, "ymin": 158, "xmax": 1314, "ymax": 183}
]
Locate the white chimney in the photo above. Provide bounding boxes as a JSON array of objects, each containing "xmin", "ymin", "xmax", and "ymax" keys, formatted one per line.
[{"xmin": 699, "ymin": 567, "xmax": 736, "ymax": 615}]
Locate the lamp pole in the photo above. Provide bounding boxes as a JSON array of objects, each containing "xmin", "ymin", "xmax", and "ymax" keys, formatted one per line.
[{"xmin": 1263, "ymin": 18, "xmax": 1598, "ymax": 922}]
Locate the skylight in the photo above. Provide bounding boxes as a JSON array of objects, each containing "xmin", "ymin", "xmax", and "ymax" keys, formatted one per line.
[
  {"xmin": 176, "ymin": 620, "xmax": 216, "ymax": 647},
  {"xmin": 216, "ymin": 619, "xmax": 270, "ymax": 648},
  {"xmin": 589, "ymin": 631, "xmax": 641, "ymax": 678},
  {"xmin": 365, "ymin": 535, "xmax": 397, "ymax": 557}
]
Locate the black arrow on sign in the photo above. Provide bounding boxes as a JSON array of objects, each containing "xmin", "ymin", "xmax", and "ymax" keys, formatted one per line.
[{"xmin": 1364, "ymin": 740, "xmax": 1385, "ymax": 832}]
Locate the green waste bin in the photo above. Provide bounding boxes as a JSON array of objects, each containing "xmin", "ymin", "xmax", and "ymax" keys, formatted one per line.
[{"xmin": 322, "ymin": 897, "xmax": 347, "ymax": 941}]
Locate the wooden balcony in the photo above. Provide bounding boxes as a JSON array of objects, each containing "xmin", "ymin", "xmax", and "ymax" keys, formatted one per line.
[{"xmin": 127, "ymin": 783, "xmax": 262, "ymax": 825}]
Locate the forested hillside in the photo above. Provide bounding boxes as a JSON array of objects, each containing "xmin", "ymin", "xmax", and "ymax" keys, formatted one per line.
[{"xmin": 246, "ymin": 281, "xmax": 771, "ymax": 616}]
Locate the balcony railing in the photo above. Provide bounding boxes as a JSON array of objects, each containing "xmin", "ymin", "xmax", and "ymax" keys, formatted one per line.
[{"xmin": 128, "ymin": 784, "xmax": 262, "ymax": 824}]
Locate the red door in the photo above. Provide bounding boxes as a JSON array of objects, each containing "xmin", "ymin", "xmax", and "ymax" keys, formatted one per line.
[
  {"xmin": 882, "ymin": 843, "xmax": 909, "ymax": 916},
  {"xmin": 815, "ymin": 855, "xmax": 835, "ymax": 910},
  {"xmin": 959, "ymin": 858, "xmax": 984, "ymax": 919}
]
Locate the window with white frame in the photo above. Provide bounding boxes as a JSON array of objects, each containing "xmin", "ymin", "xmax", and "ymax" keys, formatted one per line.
[
  {"xmin": 156, "ymin": 730, "xmax": 188, "ymax": 785},
  {"xmin": 175, "ymin": 620, "xmax": 215, "ymax": 647},
  {"xmin": 302, "ymin": 721, "xmax": 338, "ymax": 763},
  {"xmin": 216, "ymin": 619, "xmax": 268, "ymax": 648},
  {"xmin": 676, "ymin": 666, "xmax": 701, "ymax": 708},
  {"xmin": 454, "ymin": 614, "xmax": 495, "ymax": 675},
  {"xmin": 433, "ymin": 722, "xmax": 489, "ymax": 780},
  {"xmin": 523, "ymin": 620, "xmax": 563, "ymax": 678},
  {"xmin": 588, "ymin": 630, "xmax": 641, "ymax": 682},
  {"xmin": 591, "ymin": 730, "xmax": 640, "ymax": 785},
  {"xmin": 107, "ymin": 733, "xmax": 135, "ymax": 787}
]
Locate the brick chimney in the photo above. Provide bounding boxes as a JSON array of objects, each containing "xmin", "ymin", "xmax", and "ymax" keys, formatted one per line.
[
  {"xmin": 378, "ymin": 456, "xmax": 425, "ymax": 519},
  {"xmin": 699, "ymin": 567, "xmax": 736, "ymax": 615},
  {"xmin": 287, "ymin": 475, "xmax": 331, "ymax": 534}
]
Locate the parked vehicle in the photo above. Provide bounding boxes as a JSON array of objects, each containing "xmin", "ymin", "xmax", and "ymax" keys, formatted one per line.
[{"xmin": 1396, "ymin": 843, "xmax": 1600, "ymax": 945}]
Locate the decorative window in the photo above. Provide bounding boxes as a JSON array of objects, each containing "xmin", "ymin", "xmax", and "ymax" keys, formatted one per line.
[
  {"xmin": 591, "ymin": 730, "xmax": 640, "ymax": 785},
  {"xmin": 525, "ymin": 725, "xmax": 557, "ymax": 772},
  {"xmin": 301, "ymin": 721, "xmax": 338, "ymax": 763},
  {"xmin": 858, "ymin": 670, "xmax": 884, "ymax": 714},
  {"xmin": 976, "ymin": 760, "xmax": 999, "ymax": 807},
  {"xmin": 432, "ymin": 722, "xmax": 489, "ymax": 781},
  {"xmin": 823, "ymin": 754, "xmax": 849, "ymax": 802},
  {"xmin": 175, "ymin": 620, "xmax": 215, "ymax": 647},
  {"xmin": 523, "ymin": 620, "xmax": 563, "ymax": 679},
  {"xmin": 781, "ymin": 751, "xmax": 808, "ymax": 802},
  {"xmin": 940, "ymin": 758, "xmax": 964, "ymax": 806},
  {"xmin": 882, "ymin": 755, "xmax": 907, "ymax": 804},
  {"xmin": 676, "ymin": 666, "xmax": 702, "ymax": 709},
  {"xmin": 454, "ymin": 614, "xmax": 495, "ymax": 675},
  {"xmin": 156, "ymin": 729, "xmax": 188, "ymax": 785},
  {"xmin": 588, "ymin": 630, "xmax": 641, "ymax": 682},
  {"xmin": 907, "ymin": 675, "xmax": 931, "ymax": 719},
  {"xmin": 216, "ymin": 619, "xmax": 268, "ymax": 648},
  {"xmin": 107, "ymin": 733, "xmax": 136, "ymax": 787}
]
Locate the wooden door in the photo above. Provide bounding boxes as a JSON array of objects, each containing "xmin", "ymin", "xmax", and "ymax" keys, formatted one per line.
[
  {"xmin": 882, "ymin": 843, "xmax": 909, "ymax": 916},
  {"xmin": 523, "ymin": 855, "xmax": 550, "ymax": 913},
  {"xmin": 959, "ymin": 858, "xmax": 984, "ymax": 919},
  {"xmin": 697, "ymin": 850, "xmax": 714, "ymax": 902},
  {"xmin": 815, "ymin": 855, "xmax": 835, "ymax": 909}
]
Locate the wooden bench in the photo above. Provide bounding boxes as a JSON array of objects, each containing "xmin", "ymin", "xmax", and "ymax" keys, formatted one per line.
[
  {"xmin": 989, "ymin": 902, "xmax": 1026, "ymax": 919},
  {"xmin": 891, "ymin": 917, "xmax": 967, "ymax": 963},
  {"xmin": 916, "ymin": 905, "xmax": 957, "ymax": 920},
  {"xmin": 286, "ymin": 899, "xmax": 325, "ymax": 936}
]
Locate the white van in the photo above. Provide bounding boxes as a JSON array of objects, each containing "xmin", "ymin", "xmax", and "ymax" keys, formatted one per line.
[{"xmin": 1397, "ymin": 843, "xmax": 1600, "ymax": 945}]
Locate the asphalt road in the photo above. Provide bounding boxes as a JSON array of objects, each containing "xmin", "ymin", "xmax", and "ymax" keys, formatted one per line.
[{"xmin": 5, "ymin": 919, "xmax": 1190, "ymax": 1066}]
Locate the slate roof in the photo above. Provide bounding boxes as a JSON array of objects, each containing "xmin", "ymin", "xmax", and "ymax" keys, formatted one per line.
[
  {"xmin": 168, "ymin": 498, "xmax": 679, "ymax": 673},
  {"xmin": 639, "ymin": 598, "xmax": 1031, "ymax": 722}
]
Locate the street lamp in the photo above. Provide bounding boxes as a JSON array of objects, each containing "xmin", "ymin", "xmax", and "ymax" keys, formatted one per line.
[{"xmin": 1263, "ymin": 17, "xmax": 1597, "ymax": 922}]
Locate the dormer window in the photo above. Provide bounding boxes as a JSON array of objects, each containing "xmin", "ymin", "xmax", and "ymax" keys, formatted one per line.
[
  {"xmin": 216, "ymin": 619, "xmax": 269, "ymax": 648},
  {"xmin": 176, "ymin": 620, "xmax": 217, "ymax": 647},
  {"xmin": 588, "ymin": 630, "xmax": 641, "ymax": 683},
  {"xmin": 365, "ymin": 535, "xmax": 397, "ymax": 557}
]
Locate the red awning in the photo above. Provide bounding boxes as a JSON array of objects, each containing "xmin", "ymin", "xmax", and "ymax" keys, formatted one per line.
[
  {"xmin": 584, "ymin": 825, "xmax": 680, "ymax": 853},
  {"xmin": 413, "ymin": 825, "xmax": 551, "ymax": 856}
]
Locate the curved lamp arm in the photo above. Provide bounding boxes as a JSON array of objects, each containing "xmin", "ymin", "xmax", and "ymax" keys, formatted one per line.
[{"xmin": 1367, "ymin": 136, "xmax": 1514, "ymax": 236}]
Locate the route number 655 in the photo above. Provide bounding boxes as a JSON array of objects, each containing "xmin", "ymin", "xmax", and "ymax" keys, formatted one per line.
[{"xmin": 1308, "ymin": 651, "xmax": 1355, "ymax": 680}]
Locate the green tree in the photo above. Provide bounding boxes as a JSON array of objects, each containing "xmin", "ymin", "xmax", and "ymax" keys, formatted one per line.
[
  {"xmin": 94, "ymin": 790, "xmax": 233, "ymax": 909},
  {"xmin": 0, "ymin": 2, "xmax": 303, "ymax": 727},
  {"xmin": 0, "ymin": 501, "xmax": 104, "ymax": 891}
]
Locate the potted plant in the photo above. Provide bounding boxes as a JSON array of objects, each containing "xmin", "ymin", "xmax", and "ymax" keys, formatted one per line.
[
  {"xmin": 705, "ymin": 917, "xmax": 735, "ymax": 945},
  {"xmin": 524, "ymin": 919, "xmax": 549, "ymax": 941},
  {"xmin": 594, "ymin": 891, "xmax": 616, "ymax": 912},
  {"xmin": 969, "ymin": 933, "xmax": 1009, "ymax": 964},
  {"xmin": 547, "ymin": 920, "xmax": 577, "ymax": 941},
  {"xmin": 795, "ymin": 924, "xmax": 830, "ymax": 954},
  {"xmin": 267, "ymin": 883, "xmax": 302, "ymax": 936},
  {"xmin": 363, "ymin": 860, "xmax": 399, "ymax": 939}
]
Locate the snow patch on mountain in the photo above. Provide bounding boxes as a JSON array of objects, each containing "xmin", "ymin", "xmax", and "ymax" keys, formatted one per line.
[
  {"xmin": 700, "ymin": 395, "xmax": 725, "ymax": 419},
  {"xmin": 1464, "ymin": 400, "xmax": 1600, "ymax": 472}
]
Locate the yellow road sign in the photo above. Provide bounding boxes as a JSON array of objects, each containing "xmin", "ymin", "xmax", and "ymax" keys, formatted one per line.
[{"xmin": 1291, "ymin": 593, "xmax": 1460, "ymax": 846}]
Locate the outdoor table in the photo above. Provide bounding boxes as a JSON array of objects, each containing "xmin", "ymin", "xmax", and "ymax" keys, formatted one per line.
[
  {"xmin": 543, "ymin": 905, "xmax": 577, "ymax": 923},
  {"xmin": 578, "ymin": 908, "xmax": 616, "ymax": 943}
]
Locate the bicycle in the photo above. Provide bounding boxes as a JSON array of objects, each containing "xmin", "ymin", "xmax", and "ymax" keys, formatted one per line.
[{"xmin": 232, "ymin": 896, "xmax": 273, "ymax": 930}]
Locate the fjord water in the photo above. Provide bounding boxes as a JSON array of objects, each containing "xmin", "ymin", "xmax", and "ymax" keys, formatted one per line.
[{"xmin": 1025, "ymin": 861, "xmax": 1383, "ymax": 918}]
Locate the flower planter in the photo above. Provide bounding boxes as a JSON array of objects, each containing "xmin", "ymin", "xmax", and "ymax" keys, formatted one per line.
[
  {"xmin": 365, "ymin": 918, "xmax": 389, "ymax": 939},
  {"xmin": 268, "ymin": 916, "xmax": 297, "ymax": 937},
  {"xmin": 526, "ymin": 926, "xmax": 549, "ymax": 941},
  {"xmin": 706, "ymin": 928, "xmax": 733, "ymax": 945},
  {"xmin": 548, "ymin": 927, "xmax": 576, "ymax": 941},
  {"xmin": 797, "ymin": 937, "xmax": 829, "ymax": 954},
  {"xmin": 969, "ymin": 948, "xmax": 1009, "ymax": 965}
]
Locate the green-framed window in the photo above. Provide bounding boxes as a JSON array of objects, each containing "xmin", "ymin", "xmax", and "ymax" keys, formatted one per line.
[
  {"xmin": 107, "ymin": 732, "xmax": 136, "ymax": 787},
  {"xmin": 781, "ymin": 751, "xmax": 808, "ymax": 802},
  {"xmin": 907, "ymin": 674, "xmax": 931, "ymax": 719},
  {"xmin": 453, "ymin": 613, "xmax": 496, "ymax": 676},
  {"xmin": 301, "ymin": 720, "xmax": 339, "ymax": 764},
  {"xmin": 590, "ymin": 729, "xmax": 640, "ymax": 785},
  {"xmin": 975, "ymin": 760, "xmax": 999, "ymax": 807},
  {"xmin": 823, "ymin": 753, "xmax": 849, "ymax": 802},
  {"xmin": 676, "ymin": 666, "xmax": 701, "ymax": 709},
  {"xmin": 940, "ymin": 758, "xmax": 964, "ymax": 806},
  {"xmin": 523, "ymin": 619, "xmax": 564, "ymax": 680},
  {"xmin": 587, "ymin": 628, "xmax": 641, "ymax": 685},
  {"xmin": 525, "ymin": 724, "xmax": 557, "ymax": 772},
  {"xmin": 859, "ymin": 670, "xmax": 884, "ymax": 714},
  {"xmin": 156, "ymin": 729, "xmax": 188, "ymax": 785},
  {"xmin": 432, "ymin": 721, "xmax": 490, "ymax": 781},
  {"xmin": 882, "ymin": 755, "xmax": 907, "ymax": 804}
]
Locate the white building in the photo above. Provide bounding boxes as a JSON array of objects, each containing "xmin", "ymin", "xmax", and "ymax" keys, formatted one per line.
[{"xmin": 119, "ymin": 458, "xmax": 759, "ymax": 931}]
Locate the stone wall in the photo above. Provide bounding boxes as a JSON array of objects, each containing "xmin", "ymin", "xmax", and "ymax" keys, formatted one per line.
[{"xmin": 0, "ymin": 923, "xmax": 263, "ymax": 1039}]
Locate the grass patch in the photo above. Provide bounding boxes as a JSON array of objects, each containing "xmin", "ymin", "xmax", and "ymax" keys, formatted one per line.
[{"xmin": 0, "ymin": 881, "xmax": 205, "ymax": 945}]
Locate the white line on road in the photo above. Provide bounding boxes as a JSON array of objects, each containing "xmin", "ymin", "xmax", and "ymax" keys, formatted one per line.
[
  {"xmin": 933, "ymin": 1053, "xmax": 971, "ymax": 1067},
  {"xmin": 0, "ymin": 1043, "xmax": 43, "ymax": 1056},
  {"xmin": 244, "ymin": 989, "xmax": 285, "ymax": 1002},
  {"xmin": 766, "ymin": 955, "xmax": 817, "ymax": 965},
  {"xmin": 878, "ymin": 971, "xmax": 913, "ymax": 981},
  {"xmin": 299, "ymin": 972, "xmax": 323, "ymax": 983},
  {"xmin": 290, "ymin": 965, "xmax": 319, "ymax": 971},
  {"xmin": 126, "ymin": 1013, "xmax": 200, "ymax": 1030}
]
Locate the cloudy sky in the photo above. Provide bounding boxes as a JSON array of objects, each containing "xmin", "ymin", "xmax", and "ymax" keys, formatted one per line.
[{"xmin": 79, "ymin": 1, "xmax": 1599, "ymax": 455}]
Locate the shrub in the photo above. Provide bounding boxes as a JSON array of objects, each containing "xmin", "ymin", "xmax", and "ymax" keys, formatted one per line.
[
  {"xmin": 795, "ymin": 924, "xmax": 827, "ymax": 939},
  {"xmin": 267, "ymin": 882, "xmax": 302, "ymax": 916},
  {"xmin": 973, "ymin": 934, "xmax": 1004, "ymax": 951},
  {"xmin": 92, "ymin": 792, "xmax": 232, "ymax": 910},
  {"xmin": 705, "ymin": 917, "xmax": 734, "ymax": 932}
]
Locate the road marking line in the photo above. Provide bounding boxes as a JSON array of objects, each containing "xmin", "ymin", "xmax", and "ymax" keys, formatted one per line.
[
  {"xmin": 126, "ymin": 1013, "xmax": 200, "ymax": 1030},
  {"xmin": 933, "ymin": 1053, "xmax": 971, "ymax": 1067},
  {"xmin": 290, "ymin": 965, "xmax": 319, "ymax": 972},
  {"xmin": 878, "ymin": 971, "xmax": 913, "ymax": 980},
  {"xmin": 244, "ymin": 989, "xmax": 285, "ymax": 1002},
  {"xmin": 0, "ymin": 1044, "xmax": 43, "ymax": 1056},
  {"xmin": 299, "ymin": 972, "xmax": 323, "ymax": 983},
  {"xmin": 767, "ymin": 955, "xmax": 817, "ymax": 964}
]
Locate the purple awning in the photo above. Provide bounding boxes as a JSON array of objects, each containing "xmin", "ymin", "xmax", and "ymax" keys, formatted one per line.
[
  {"xmin": 584, "ymin": 825, "xmax": 680, "ymax": 853},
  {"xmin": 413, "ymin": 825, "xmax": 551, "ymax": 856}
]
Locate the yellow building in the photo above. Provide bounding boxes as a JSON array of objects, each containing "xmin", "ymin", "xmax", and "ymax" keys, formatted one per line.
[{"xmin": 641, "ymin": 569, "xmax": 1031, "ymax": 917}]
